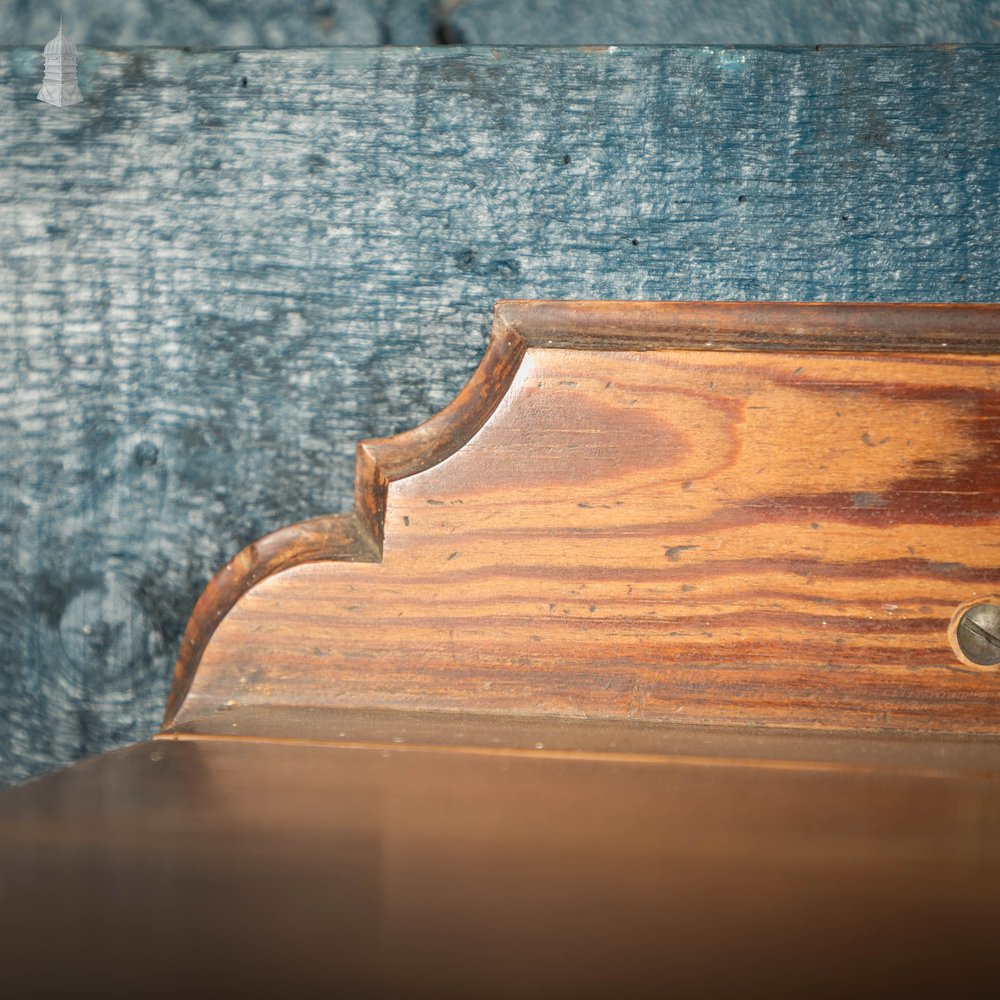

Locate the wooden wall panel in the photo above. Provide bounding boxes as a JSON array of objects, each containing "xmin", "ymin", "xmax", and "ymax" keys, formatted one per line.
[
  {"xmin": 6, "ymin": 1, "xmax": 1000, "ymax": 48},
  {"xmin": 172, "ymin": 303, "xmax": 1000, "ymax": 735},
  {"xmin": 3, "ymin": 45, "xmax": 1000, "ymax": 782},
  {"xmin": 450, "ymin": 1, "xmax": 1000, "ymax": 44},
  {"xmin": 0, "ymin": 1, "xmax": 438, "ymax": 47}
]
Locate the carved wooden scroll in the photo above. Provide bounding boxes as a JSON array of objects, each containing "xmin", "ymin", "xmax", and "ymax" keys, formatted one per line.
[{"xmin": 165, "ymin": 301, "xmax": 1000, "ymax": 736}]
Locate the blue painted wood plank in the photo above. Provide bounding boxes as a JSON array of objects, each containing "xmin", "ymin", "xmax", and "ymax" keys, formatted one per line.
[
  {"xmin": 0, "ymin": 0, "xmax": 438, "ymax": 46},
  {"xmin": 449, "ymin": 0, "xmax": 1000, "ymax": 44},
  {"xmin": 1, "ymin": 45, "xmax": 999, "ymax": 785},
  {"xmin": 5, "ymin": 1, "xmax": 1000, "ymax": 47}
]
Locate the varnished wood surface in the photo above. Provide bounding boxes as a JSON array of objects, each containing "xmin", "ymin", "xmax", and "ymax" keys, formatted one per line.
[
  {"xmin": 497, "ymin": 299, "xmax": 1000, "ymax": 352},
  {"xmin": 5, "ymin": 45, "xmax": 1000, "ymax": 787},
  {"xmin": 163, "ymin": 704, "xmax": 1000, "ymax": 774},
  {"xmin": 170, "ymin": 303, "xmax": 1000, "ymax": 735},
  {"xmin": 2, "ymin": 721, "xmax": 998, "ymax": 998}
]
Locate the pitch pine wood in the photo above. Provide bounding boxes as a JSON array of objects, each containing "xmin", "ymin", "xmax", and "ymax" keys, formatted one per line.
[{"xmin": 166, "ymin": 302, "xmax": 1000, "ymax": 734}]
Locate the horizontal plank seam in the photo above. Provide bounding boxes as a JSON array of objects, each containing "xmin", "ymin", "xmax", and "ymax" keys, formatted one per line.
[{"xmin": 153, "ymin": 730, "xmax": 1000, "ymax": 779}]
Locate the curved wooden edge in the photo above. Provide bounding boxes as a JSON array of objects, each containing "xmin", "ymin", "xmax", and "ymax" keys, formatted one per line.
[
  {"xmin": 162, "ymin": 316, "xmax": 528, "ymax": 727},
  {"xmin": 162, "ymin": 512, "xmax": 379, "ymax": 726},
  {"xmin": 353, "ymin": 317, "xmax": 527, "ymax": 548},
  {"xmin": 163, "ymin": 300, "xmax": 1000, "ymax": 728}
]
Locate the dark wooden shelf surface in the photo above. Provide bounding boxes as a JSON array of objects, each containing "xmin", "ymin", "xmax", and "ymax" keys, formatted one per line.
[{"xmin": 3, "ymin": 708, "xmax": 999, "ymax": 998}]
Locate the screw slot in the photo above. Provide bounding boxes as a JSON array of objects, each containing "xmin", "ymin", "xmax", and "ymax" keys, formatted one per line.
[{"xmin": 953, "ymin": 601, "xmax": 1000, "ymax": 667}]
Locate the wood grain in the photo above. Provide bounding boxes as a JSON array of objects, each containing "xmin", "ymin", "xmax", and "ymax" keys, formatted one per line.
[
  {"xmin": 167, "ymin": 302, "xmax": 1000, "ymax": 735},
  {"xmin": 4, "ymin": 44, "xmax": 1000, "ymax": 785}
]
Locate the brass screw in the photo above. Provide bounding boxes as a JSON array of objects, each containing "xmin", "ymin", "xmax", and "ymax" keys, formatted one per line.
[{"xmin": 955, "ymin": 603, "xmax": 1000, "ymax": 666}]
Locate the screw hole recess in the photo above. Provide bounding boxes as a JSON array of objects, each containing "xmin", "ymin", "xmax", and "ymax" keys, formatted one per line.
[{"xmin": 949, "ymin": 597, "xmax": 1000, "ymax": 669}]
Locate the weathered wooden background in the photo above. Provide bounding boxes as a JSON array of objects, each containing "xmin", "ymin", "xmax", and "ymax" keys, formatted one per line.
[
  {"xmin": 2, "ymin": 40, "xmax": 1000, "ymax": 786},
  {"xmin": 5, "ymin": 1, "xmax": 1000, "ymax": 47}
]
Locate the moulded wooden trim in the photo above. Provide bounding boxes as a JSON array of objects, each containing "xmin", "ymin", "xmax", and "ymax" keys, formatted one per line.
[
  {"xmin": 163, "ymin": 512, "xmax": 378, "ymax": 725},
  {"xmin": 163, "ymin": 300, "xmax": 1000, "ymax": 728},
  {"xmin": 158, "ymin": 704, "xmax": 1000, "ymax": 775},
  {"xmin": 352, "ymin": 322, "xmax": 528, "ymax": 549},
  {"xmin": 496, "ymin": 299, "xmax": 1000, "ymax": 352},
  {"xmin": 163, "ymin": 321, "xmax": 528, "ymax": 726}
]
